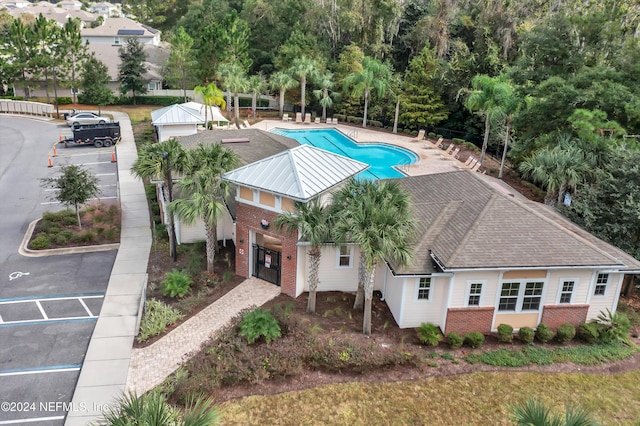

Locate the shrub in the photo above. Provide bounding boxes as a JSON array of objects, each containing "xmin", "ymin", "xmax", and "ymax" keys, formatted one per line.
[
  {"xmin": 37, "ymin": 219, "xmax": 55, "ymax": 233},
  {"xmin": 446, "ymin": 331, "xmax": 464, "ymax": 349},
  {"xmin": 239, "ymin": 308, "xmax": 281, "ymax": 344},
  {"xmin": 577, "ymin": 322, "xmax": 600, "ymax": 344},
  {"xmin": 347, "ymin": 115, "xmax": 359, "ymax": 123},
  {"xmin": 416, "ymin": 323, "xmax": 442, "ymax": 346},
  {"xmin": 137, "ymin": 299, "xmax": 184, "ymax": 342},
  {"xmin": 428, "ymin": 132, "xmax": 436, "ymax": 138},
  {"xmin": 30, "ymin": 235, "xmax": 51, "ymax": 249},
  {"xmin": 369, "ymin": 120, "xmax": 383, "ymax": 128},
  {"xmin": 452, "ymin": 138, "xmax": 466, "ymax": 144},
  {"xmin": 535, "ymin": 323, "xmax": 555, "ymax": 343},
  {"xmin": 161, "ymin": 269, "xmax": 193, "ymax": 298},
  {"xmin": 464, "ymin": 331, "xmax": 485, "ymax": 348},
  {"xmin": 556, "ymin": 323, "xmax": 576, "ymax": 344},
  {"xmin": 497, "ymin": 324, "xmax": 514, "ymax": 343},
  {"xmin": 593, "ymin": 309, "xmax": 631, "ymax": 343},
  {"xmin": 57, "ymin": 97, "xmax": 73, "ymax": 105},
  {"xmin": 334, "ymin": 113, "xmax": 346, "ymax": 121},
  {"xmin": 54, "ymin": 233, "xmax": 69, "ymax": 245},
  {"xmin": 518, "ymin": 327, "xmax": 535, "ymax": 344}
]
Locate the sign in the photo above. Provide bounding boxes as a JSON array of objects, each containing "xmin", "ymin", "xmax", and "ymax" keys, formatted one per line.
[{"xmin": 265, "ymin": 254, "xmax": 272, "ymax": 269}]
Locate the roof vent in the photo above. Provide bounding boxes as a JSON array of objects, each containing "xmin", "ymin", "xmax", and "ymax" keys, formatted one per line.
[{"xmin": 221, "ymin": 138, "xmax": 250, "ymax": 144}]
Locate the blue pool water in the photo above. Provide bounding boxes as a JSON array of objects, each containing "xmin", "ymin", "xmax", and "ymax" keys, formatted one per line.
[{"xmin": 271, "ymin": 128, "xmax": 418, "ymax": 180}]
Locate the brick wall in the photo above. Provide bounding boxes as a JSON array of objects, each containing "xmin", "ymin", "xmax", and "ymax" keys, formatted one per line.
[
  {"xmin": 235, "ymin": 202, "xmax": 298, "ymax": 297},
  {"xmin": 445, "ymin": 307, "xmax": 494, "ymax": 334},
  {"xmin": 540, "ymin": 304, "xmax": 589, "ymax": 330}
]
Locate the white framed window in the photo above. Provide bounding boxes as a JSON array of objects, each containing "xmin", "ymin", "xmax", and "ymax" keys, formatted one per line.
[
  {"xmin": 417, "ymin": 277, "xmax": 431, "ymax": 300},
  {"xmin": 558, "ymin": 280, "xmax": 576, "ymax": 304},
  {"xmin": 336, "ymin": 245, "xmax": 353, "ymax": 268},
  {"xmin": 594, "ymin": 273, "xmax": 609, "ymax": 296},
  {"xmin": 498, "ymin": 281, "xmax": 545, "ymax": 312},
  {"xmin": 114, "ymin": 36, "xmax": 120, "ymax": 44},
  {"xmin": 466, "ymin": 281, "xmax": 484, "ymax": 306}
]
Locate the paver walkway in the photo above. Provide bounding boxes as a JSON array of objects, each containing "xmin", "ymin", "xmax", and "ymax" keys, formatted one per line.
[{"xmin": 125, "ymin": 277, "xmax": 280, "ymax": 395}]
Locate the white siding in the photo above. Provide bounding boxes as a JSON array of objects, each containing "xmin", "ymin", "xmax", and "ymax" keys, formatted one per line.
[
  {"xmin": 308, "ymin": 245, "xmax": 360, "ymax": 292},
  {"xmin": 587, "ymin": 272, "xmax": 623, "ymax": 320},
  {"xmin": 381, "ymin": 271, "xmax": 404, "ymax": 327},
  {"xmin": 546, "ymin": 269, "xmax": 593, "ymax": 305},
  {"xmin": 156, "ymin": 124, "xmax": 198, "ymax": 142},
  {"xmin": 448, "ymin": 270, "xmax": 500, "ymax": 307},
  {"xmin": 175, "ymin": 209, "xmax": 234, "ymax": 244},
  {"xmin": 395, "ymin": 276, "xmax": 449, "ymax": 328}
]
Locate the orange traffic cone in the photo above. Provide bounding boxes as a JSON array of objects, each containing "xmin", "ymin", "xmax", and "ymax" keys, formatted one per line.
[
  {"xmin": 111, "ymin": 150, "xmax": 116, "ymax": 163},
  {"xmin": 53, "ymin": 146, "xmax": 57, "ymax": 157},
  {"xmin": 48, "ymin": 155, "xmax": 53, "ymax": 168},
  {"xmin": 59, "ymin": 133, "xmax": 62, "ymax": 142}
]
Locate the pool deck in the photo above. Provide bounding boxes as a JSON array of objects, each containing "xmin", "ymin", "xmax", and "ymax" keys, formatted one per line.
[{"xmin": 254, "ymin": 119, "xmax": 463, "ymax": 176}]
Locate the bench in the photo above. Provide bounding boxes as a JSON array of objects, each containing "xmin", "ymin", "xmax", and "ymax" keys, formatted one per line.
[{"xmin": 221, "ymin": 138, "xmax": 250, "ymax": 144}]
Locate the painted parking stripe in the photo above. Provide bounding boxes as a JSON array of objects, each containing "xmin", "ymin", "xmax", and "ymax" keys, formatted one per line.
[
  {"xmin": 0, "ymin": 293, "xmax": 103, "ymax": 303},
  {"xmin": 34, "ymin": 300, "xmax": 48, "ymax": 320},
  {"xmin": 44, "ymin": 184, "xmax": 117, "ymax": 192},
  {"xmin": 78, "ymin": 298, "xmax": 93, "ymax": 316},
  {"xmin": 96, "ymin": 173, "xmax": 116, "ymax": 177},
  {"xmin": 41, "ymin": 196, "xmax": 117, "ymax": 205},
  {"xmin": 0, "ymin": 416, "xmax": 65, "ymax": 424},
  {"xmin": 50, "ymin": 160, "xmax": 114, "ymax": 169},
  {"xmin": 0, "ymin": 317, "xmax": 97, "ymax": 327},
  {"xmin": 0, "ymin": 364, "xmax": 81, "ymax": 377}
]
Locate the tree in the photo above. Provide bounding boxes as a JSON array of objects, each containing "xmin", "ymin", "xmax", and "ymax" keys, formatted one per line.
[
  {"xmin": 118, "ymin": 38, "xmax": 147, "ymax": 104},
  {"xmin": 247, "ymin": 73, "xmax": 267, "ymax": 118},
  {"xmin": 80, "ymin": 55, "xmax": 113, "ymax": 113},
  {"xmin": 270, "ymin": 71, "xmax": 297, "ymax": 119},
  {"xmin": 193, "ymin": 82, "xmax": 226, "ymax": 129},
  {"xmin": 343, "ymin": 56, "xmax": 392, "ymax": 128},
  {"xmin": 163, "ymin": 27, "xmax": 197, "ymax": 102},
  {"xmin": 99, "ymin": 391, "xmax": 220, "ymax": 425},
  {"xmin": 510, "ymin": 397, "xmax": 599, "ymax": 426},
  {"xmin": 40, "ymin": 164, "xmax": 101, "ymax": 228},
  {"xmin": 332, "ymin": 179, "xmax": 415, "ymax": 335},
  {"xmin": 132, "ymin": 139, "xmax": 188, "ymax": 260},
  {"xmin": 59, "ymin": 18, "xmax": 89, "ymax": 105},
  {"xmin": 490, "ymin": 78, "xmax": 524, "ymax": 179},
  {"xmin": 169, "ymin": 144, "xmax": 239, "ymax": 273},
  {"xmin": 313, "ymin": 72, "xmax": 337, "ymax": 121},
  {"xmin": 218, "ymin": 62, "xmax": 249, "ymax": 128},
  {"xmin": 31, "ymin": 15, "xmax": 56, "ymax": 104},
  {"xmin": 275, "ymin": 198, "xmax": 330, "ymax": 313},
  {"xmin": 289, "ymin": 56, "xmax": 319, "ymax": 117}
]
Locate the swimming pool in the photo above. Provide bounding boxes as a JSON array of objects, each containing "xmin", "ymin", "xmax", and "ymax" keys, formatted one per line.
[{"xmin": 271, "ymin": 128, "xmax": 418, "ymax": 180}]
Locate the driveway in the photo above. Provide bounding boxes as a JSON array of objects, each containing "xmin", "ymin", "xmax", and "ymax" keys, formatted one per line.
[{"xmin": 0, "ymin": 116, "xmax": 117, "ymax": 425}]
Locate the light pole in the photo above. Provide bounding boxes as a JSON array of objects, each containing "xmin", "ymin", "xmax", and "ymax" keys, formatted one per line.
[{"xmin": 163, "ymin": 151, "xmax": 178, "ymax": 262}]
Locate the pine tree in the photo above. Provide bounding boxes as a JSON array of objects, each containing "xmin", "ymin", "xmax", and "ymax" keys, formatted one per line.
[
  {"xmin": 118, "ymin": 38, "xmax": 147, "ymax": 104},
  {"xmin": 81, "ymin": 55, "xmax": 114, "ymax": 113}
]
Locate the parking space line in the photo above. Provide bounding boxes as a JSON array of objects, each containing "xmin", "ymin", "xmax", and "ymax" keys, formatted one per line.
[
  {"xmin": 0, "ymin": 416, "xmax": 66, "ymax": 424},
  {"xmin": 0, "ymin": 364, "xmax": 81, "ymax": 377},
  {"xmin": 41, "ymin": 196, "xmax": 117, "ymax": 205},
  {"xmin": 0, "ymin": 317, "xmax": 97, "ymax": 327},
  {"xmin": 78, "ymin": 298, "xmax": 93, "ymax": 316},
  {"xmin": 96, "ymin": 173, "xmax": 116, "ymax": 177},
  {"xmin": 51, "ymin": 161, "xmax": 114, "ymax": 169},
  {"xmin": 0, "ymin": 293, "xmax": 104, "ymax": 303},
  {"xmin": 34, "ymin": 300, "xmax": 48, "ymax": 320}
]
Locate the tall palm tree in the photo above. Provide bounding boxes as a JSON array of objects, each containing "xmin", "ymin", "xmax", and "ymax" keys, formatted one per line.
[
  {"xmin": 270, "ymin": 71, "xmax": 297, "ymax": 119},
  {"xmin": 194, "ymin": 82, "xmax": 226, "ymax": 129},
  {"xmin": 343, "ymin": 57, "xmax": 392, "ymax": 128},
  {"xmin": 289, "ymin": 56, "xmax": 319, "ymax": 117},
  {"xmin": 275, "ymin": 198, "xmax": 330, "ymax": 313},
  {"xmin": 248, "ymin": 73, "xmax": 267, "ymax": 119},
  {"xmin": 510, "ymin": 397, "xmax": 599, "ymax": 426},
  {"xmin": 313, "ymin": 72, "xmax": 337, "ymax": 121},
  {"xmin": 218, "ymin": 62, "xmax": 249, "ymax": 128},
  {"xmin": 169, "ymin": 143, "xmax": 239, "ymax": 273},
  {"xmin": 131, "ymin": 139, "xmax": 188, "ymax": 260},
  {"xmin": 495, "ymin": 82, "xmax": 525, "ymax": 179},
  {"xmin": 332, "ymin": 179, "xmax": 415, "ymax": 335}
]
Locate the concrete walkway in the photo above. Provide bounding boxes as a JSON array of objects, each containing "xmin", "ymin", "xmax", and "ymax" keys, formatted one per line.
[{"xmin": 125, "ymin": 277, "xmax": 280, "ymax": 395}]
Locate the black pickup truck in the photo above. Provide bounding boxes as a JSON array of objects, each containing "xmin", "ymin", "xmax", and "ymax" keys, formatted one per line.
[{"xmin": 61, "ymin": 122, "xmax": 121, "ymax": 147}]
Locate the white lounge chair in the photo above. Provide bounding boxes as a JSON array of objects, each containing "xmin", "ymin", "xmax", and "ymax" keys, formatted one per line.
[
  {"xmin": 304, "ymin": 113, "xmax": 311, "ymax": 124},
  {"xmin": 412, "ymin": 129, "xmax": 426, "ymax": 142},
  {"xmin": 314, "ymin": 117, "xmax": 321, "ymax": 124},
  {"xmin": 243, "ymin": 120, "xmax": 250, "ymax": 128},
  {"xmin": 282, "ymin": 113, "xmax": 290, "ymax": 121},
  {"xmin": 295, "ymin": 112, "xmax": 302, "ymax": 123}
]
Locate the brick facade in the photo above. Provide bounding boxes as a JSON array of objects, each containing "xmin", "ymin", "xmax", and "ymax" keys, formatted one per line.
[
  {"xmin": 235, "ymin": 202, "xmax": 298, "ymax": 297},
  {"xmin": 445, "ymin": 307, "xmax": 494, "ymax": 335},
  {"xmin": 540, "ymin": 304, "xmax": 589, "ymax": 330}
]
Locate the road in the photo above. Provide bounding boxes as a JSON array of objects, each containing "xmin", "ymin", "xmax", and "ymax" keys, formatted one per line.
[{"xmin": 0, "ymin": 116, "xmax": 118, "ymax": 425}]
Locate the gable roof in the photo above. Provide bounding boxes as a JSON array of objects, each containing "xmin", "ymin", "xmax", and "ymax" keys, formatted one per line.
[
  {"xmin": 151, "ymin": 104, "xmax": 204, "ymax": 125},
  {"xmin": 389, "ymin": 171, "xmax": 640, "ymax": 275},
  {"xmin": 81, "ymin": 17, "xmax": 157, "ymax": 38},
  {"xmin": 181, "ymin": 102, "xmax": 228, "ymax": 122},
  {"xmin": 222, "ymin": 145, "xmax": 369, "ymax": 202}
]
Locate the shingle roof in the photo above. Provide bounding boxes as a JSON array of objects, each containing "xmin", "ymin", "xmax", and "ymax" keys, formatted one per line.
[
  {"xmin": 151, "ymin": 104, "xmax": 204, "ymax": 125},
  {"xmin": 81, "ymin": 17, "xmax": 157, "ymax": 37},
  {"xmin": 388, "ymin": 171, "xmax": 640, "ymax": 275},
  {"xmin": 222, "ymin": 145, "xmax": 369, "ymax": 202}
]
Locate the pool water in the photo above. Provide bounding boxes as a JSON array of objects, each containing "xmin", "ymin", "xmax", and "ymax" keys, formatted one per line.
[{"xmin": 271, "ymin": 128, "xmax": 418, "ymax": 180}]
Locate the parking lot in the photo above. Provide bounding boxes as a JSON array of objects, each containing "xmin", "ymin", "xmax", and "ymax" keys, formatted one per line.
[{"xmin": 0, "ymin": 117, "xmax": 118, "ymax": 425}]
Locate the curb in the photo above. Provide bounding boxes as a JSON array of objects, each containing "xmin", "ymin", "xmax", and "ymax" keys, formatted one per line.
[{"xmin": 19, "ymin": 218, "xmax": 120, "ymax": 258}]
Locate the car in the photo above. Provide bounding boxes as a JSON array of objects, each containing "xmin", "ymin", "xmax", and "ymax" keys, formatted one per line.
[{"xmin": 66, "ymin": 112, "xmax": 111, "ymax": 127}]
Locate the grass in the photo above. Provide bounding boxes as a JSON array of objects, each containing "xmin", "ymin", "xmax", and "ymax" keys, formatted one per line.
[{"xmin": 219, "ymin": 370, "xmax": 640, "ymax": 425}]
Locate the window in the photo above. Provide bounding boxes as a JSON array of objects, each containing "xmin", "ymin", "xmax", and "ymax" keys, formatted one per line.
[
  {"xmin": 337, "ymin": 245, "xmax": 352, "ymax": 267},
  {"xmin": 498, "ymin": 281, "xmax": 545, "ymax": 312},
  {"xmin": 417, "ymin": 277, "xmax": 431, "ymax": 300},
  {"xmin": 522, "ymin": 282, "xmax": 544, "ymax": 310},
  {"xmin": 594, "ymin": 273, "xmax": 608, "ymax": 296},
  {"xmin": 499, "ymin": 282, "xmax": 519, "ymax": 311},
  {"xmin": 114, "ymin": 36, "xmax": 120, "ymax": 44},
  {"xmin": 559, "ymin": 280, "xmax": 575, "ymax": 304},
  {"xmin": 468, "ymin": 282, "xmax": 483, "ymax": 306}
]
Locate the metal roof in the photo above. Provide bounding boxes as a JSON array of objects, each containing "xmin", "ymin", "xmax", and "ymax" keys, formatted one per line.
[
  {"xmin": 151, "ymin": 104, "xmax": 204, "ymax": 125},
  {"xmin": 222, "ymin": 145, "xmax": 369, "ymax": 202}
]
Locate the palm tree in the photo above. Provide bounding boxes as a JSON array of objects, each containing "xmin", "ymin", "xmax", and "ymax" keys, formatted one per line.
[
  {"xmin": 131, "ymin": 139, "xmax": 188, "ymax": 260},
  {"xmin": 313, "ymin": 72, "xmax": 337, "ymax": 121},
  {"xmin": 491, "ymin": 78, "xmax": 525, "ymax": 179},
  {"xmin": 218, "ymin": 62, "xmax": 249, "ymax": 128},
  {"xmin": 343, "ymin": 57, "xmax": 392, "ymax": 128},
  {"xmin": 247, "ymin": 73, "xmax": 267, "ymax": 119},
  {"xmin": 99, "ymin": 391, "xmax": 220, "ymax": 425},
  {"xmin": 169, "ymin": 143, "xmax": 239, "ymax": 273},
  {"xmin": 510, "ymin": 397, "xmax": 599, "ymax": 426},
  {"xmin": 270, "ymin": 71, "xmax": 297, "ymax": 119},
  {"xmin": 194, "ymin": 82, "xmax": 226, "ymax": 129},
  {"xmin": 275, "ymin": 198, "xmax": 330, "ymax": 313},
  {"xmin": 332, "ymin": 179, "xmax": 415, "ymax": 335},
  {"xmin": 519, "ymin": 141, "xmax": 589, "ymax": 207},
  {"xmin": 289, "ymin": 56, "xmax": 319, "ymax": 117}
]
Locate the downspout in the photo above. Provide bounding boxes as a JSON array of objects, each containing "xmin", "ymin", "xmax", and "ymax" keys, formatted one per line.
[{"xmin": 380, "ymin": 267, "xmax": 388, "ymax": 301}]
